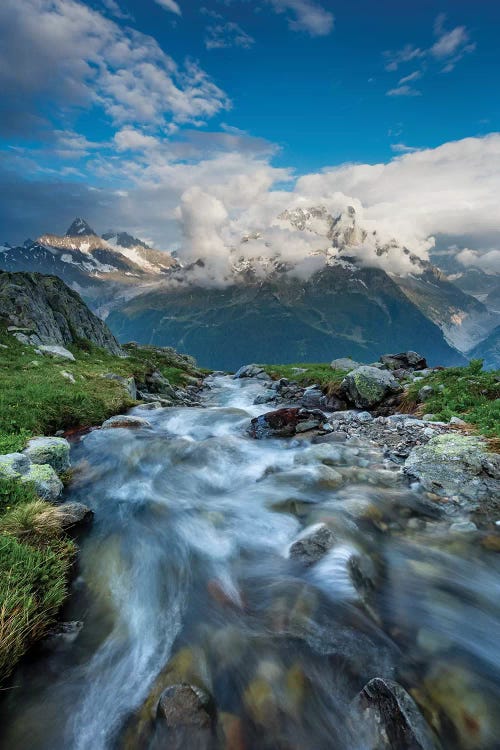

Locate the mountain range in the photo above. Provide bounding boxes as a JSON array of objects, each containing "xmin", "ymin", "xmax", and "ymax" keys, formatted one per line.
[{"xmin": 1, "ymin": 209, "xmax": 499, "ymax": 368}]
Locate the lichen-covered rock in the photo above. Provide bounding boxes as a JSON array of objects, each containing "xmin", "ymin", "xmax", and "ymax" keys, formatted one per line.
[
  {"xmin": 101, "ymin": 415, "xmax": 152, "ymax": 429},
  {"xmin": 0, "ymin": 452, "xmax": 31, "ymax": 478},
  {"xmin": 340, "ymin": 366, "xmax": 403, "ymax": 408},
  {"xmin": 288, "ymin": 523, "xmax": 336, "ymax": 565},
  {"xmin": 0, "ymin": 270, "xmax": 122, "ymax": 354},
  {"xmin": 21, "ymin": 463, "xmax": 64, "ymax": 501},
  {"xmin": 38, "ymin": 345, "xmax": 75, "ymax": 361},
  {"xmin": 404, "ymin": 433, "xmax": 500, "ymax": 502},
  {"xmin": 23, "ymin": 436, "xmax": 71, "ymax": 473},
  {"xmin": 103, "ymin": 373, "xmax": 137, "ymax": 400},
  {"xmin": 351, "ymin": 677, "xmax": 439, "ymax": 750}
]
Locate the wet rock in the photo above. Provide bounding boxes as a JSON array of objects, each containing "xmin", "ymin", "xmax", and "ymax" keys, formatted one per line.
[
  {"xmin": 294, "ymin": 443, "xmax": 343, "ymax": 466},
  {"xmin": 404, "ymin": 433, "xmax": 500, "ymax": 503},
  {"xmin": 53, "ymin": 502, "xmax": 94, "ymax": 529},
  {"xmin": 380, "ymin": 351, "xmax": 428, "ymax": 371},
  {"xmin": 330, "ymin": 357, "xmax": 363, "ymax": 371},
  {"xmin": 253, "ymin": 389, "xmax": 276, "ymax": 405},
  {"xmin": 157, "ymin": 684, "xmax": 216, "ymax": 729},
  {"xmin": 233, "ymin": 364, "xmax": 271, "ymax": 381},
  {"xmin": 103, "ymin": 373, "xmax": 137, "ymax": 400},
  {"xmin": 101, "ymin": 415, "xmax": 152, "ymax": 429},
  {"xmin": 449, "ymin": 520, "xmax": 477, "ymax": 534},
  {"xmin": 248, "ymin": 407, "xmax": 327, "ymax": 439},
  {"xmin": 38, "ymin": 344, "xmax": 76, "ymax": 361},
  {"xmin": 23, "ymin": 436, "xmax": 70, "ymax": 473},
  {"xmin": 301, "ymin": 386, "xmax": 324, "ymax": 409},
  {"xmin": 340, "ymin": 366, "xmax": 403, "ymax": 409},
  {"xmin": 288, "ymin": 523, "xmax": 336, "ymax": 565},
  {"xmin": 351, "ymin": 677, "xmax": 439, "ymax": 750}
]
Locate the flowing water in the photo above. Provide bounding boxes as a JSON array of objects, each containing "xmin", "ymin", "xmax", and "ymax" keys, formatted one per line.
[{"xmin": 1, "ymin": 375, "xmax": 500, "ymax": 749}]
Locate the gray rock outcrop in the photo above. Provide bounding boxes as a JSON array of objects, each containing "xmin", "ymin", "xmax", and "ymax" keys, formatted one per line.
[{"xmin": 0, "ymin": 271, "xmax": 122, "ymax": 355}]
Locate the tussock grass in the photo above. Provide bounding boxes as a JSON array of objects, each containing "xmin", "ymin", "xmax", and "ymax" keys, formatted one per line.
[{"xmin": 0, "ymin": 478, "xmax": 75, "ymax": 684}]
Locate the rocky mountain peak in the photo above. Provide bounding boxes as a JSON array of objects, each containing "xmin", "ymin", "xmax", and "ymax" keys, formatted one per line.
[{"xmin": 66, "ymin": 217, "xmax": 96, "ymax": 237}]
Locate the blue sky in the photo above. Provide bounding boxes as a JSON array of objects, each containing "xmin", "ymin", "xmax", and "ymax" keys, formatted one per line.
[{"xmin": 0, "ymin": 0, "xmax": 499, "ymax": 274}]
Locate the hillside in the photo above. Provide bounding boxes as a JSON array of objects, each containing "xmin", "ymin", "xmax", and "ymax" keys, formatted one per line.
[{"xmin": 107, "ymin": 264, "xmax": 466, "ymax": 370}]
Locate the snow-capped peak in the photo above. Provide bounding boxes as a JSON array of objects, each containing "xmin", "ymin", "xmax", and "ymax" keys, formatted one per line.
[{"xmin": 66, "ymin": 217, "xmax": 96, "ymax": 237}]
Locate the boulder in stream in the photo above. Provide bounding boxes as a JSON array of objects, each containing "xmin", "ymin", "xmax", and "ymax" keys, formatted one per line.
[
  {"xmin": 351, "ymin": 677, "xmax": 439, "ymax": 750},
  {"xmin": 101, "ymin": 415, "xmax": 152, "ymax": 430},
  {"xmin": 248, "ymin": 407, "xmax": 327, "ymax": 438},
  {"xmin": 157, "ymin": 683, "xmax": 216, "ymax": 730},
  {"xmin": 288, "ymin": 523, "xmax": 336, "ymax": 565},
  {"xmin": 233, "ymin": 364, "xmax": 271, "ymax": 381}
]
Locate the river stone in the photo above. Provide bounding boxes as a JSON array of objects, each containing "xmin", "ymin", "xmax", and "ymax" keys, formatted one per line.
[
  {"xmin": 101, "ymin": 415, "xmax": 152, "ymax": 429},
  {"xmin": 233, "ymin": 364, "xmax": 271, "ymax": 381},
  {"xmin": 351, "ymin": 678, "xmax": 438, "ymax": 750},
  {"xmin": 103, "ymin": 373, "xmax": 137, "ymax": 400},
  {"xmin": 380, "ymin": 351, "xmax": 428, "ymax": 371},
  {"xmin": 38, "ymin": 345, "xmax": 76, "ymax": 361},
  {"xmin": 53, "ymin": 502, "xmax": 94, "ymax": 529},
  {"xmin": 301, "ymin": 386, "xmax": 324, "ymax": 409},
  {"xmin": 157, "ymin": 684, "xmax": 216, "ymax": 729},
  {"xmin": 21, "ymin": 463, "xmax": 64, "ymax": 501},
  {"xmin": 23, "ymin": 436, "xmax": 71, "ymax": 473},
  {"xmin": 143, "ymin": 370, "xmax": 177, "ymax": 399},
  {"xmin": 288, "ymin": 523, "xmax": 336, "ymax": 565},
  {"xmin": 254, "ymin": 389, "xmax": 276, "ymax": 405},
  {"xmin": 340, "ymin": 366, "xmax": 403, "ymax": 408},
  {"xmin": 248, "ymin": 407, "xmax": 327, "ymax": 439},
  {"xmin": 330, "ymin": 357, "xmax": 363, "ymax": 371},
  {"xmin": 404, "ymin": 433, "xmax": 500, "ymax": 502},
  {"xmin": 0, "ymin": 452, "xmax": 31, "ymax": 478}
]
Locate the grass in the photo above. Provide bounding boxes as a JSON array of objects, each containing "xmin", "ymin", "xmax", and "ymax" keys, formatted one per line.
[
  {"xmin": 0, "ymin": 331, "xmax": 202, "ymax": 452},
  {"xmin": 261, "ymin": 362, "xmax": 348, "ymax": 389},
  {"xmin": 0, "ymin": 477, "xmax": 75, "ymax": 684},
  {"xmin": 400, "ymin": 359, "xmax": 500, "ymax": 438},
  {"xmin": 0, "ymin": 331, "xmax": 202, "ymax": 684}
]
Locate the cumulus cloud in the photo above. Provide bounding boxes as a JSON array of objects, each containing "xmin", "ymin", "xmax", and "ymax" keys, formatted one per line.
[
  {"xmin": 0, "ymin": 0, "xmax": 228, "ymax": 136},
  {"xmin": 267, "ymin": 0, "xmax": 334, "ymax": 37},
  {"xmin": 154, "ymin": 0, "xmax": 181, "ymax": 15},
  {"xmin": 456, "ymin": 249, "xmax": 500, "ymax": 274}
]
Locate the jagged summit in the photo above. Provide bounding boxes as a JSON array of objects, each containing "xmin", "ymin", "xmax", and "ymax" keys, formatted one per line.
[
  {"xmin": 66, "ymin": 218, "xmax": 96, "ymax": 237},
  {"xmin": 102, "ymin": 231, "xmax": 150, "ymax": 250}
]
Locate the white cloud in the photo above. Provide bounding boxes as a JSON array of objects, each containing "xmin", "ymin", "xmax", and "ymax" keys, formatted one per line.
[
  {"xmin": 114, "ymin": 128, "xmax": 161, "ymax": 152},
  {"xmin": 386, "ymin": 85, "xmax": 422, "ymax": 98},
  {"xmin": 154, "ymin": 0, "xmax": 181, "ymax": 16},
  {"xmin": 390, "ymin": 143, "xmax": 419, "ymax": 153},
  {"xmin": 456, "ymin": 249, "xmax": 500, "ymax": 274},
  {"xmin": 384, "ymin": 45, "xmax": 425, "ymax": 72},
  {"xmin": 0, "ymin": 0, "xmax": 228, "ymax": 134},
  {"xmin": 399, "ymin": 70, "xmax": 421, "ymax": 85},
  {"xmin": 267, "ymin": 0, "xmax": 334, "ymax": 37},
  {"xmin": 205, "ymin": 22, "xmax": 255, "ymax": 50}
]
